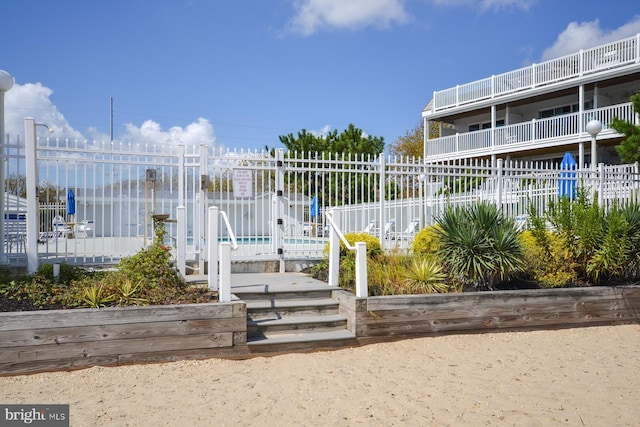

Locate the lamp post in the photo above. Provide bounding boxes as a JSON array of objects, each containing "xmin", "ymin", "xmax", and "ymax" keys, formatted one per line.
[
  {"xmin": 586, "ymin": 119, "xmax": 602, "ymax": 171},
  {"xmin": 0, "ymin": 70, "xmax": 14, "ymax": 259}
]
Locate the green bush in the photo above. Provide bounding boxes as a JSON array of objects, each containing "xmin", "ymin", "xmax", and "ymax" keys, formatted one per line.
[
  {"xmin": 434, "ymin": 202, "xmax": 524, "ymax": 290},
  {"xmin": 324, "ymin": 232, "xmax": 383, "ymax": 260},
  {"xmin": 403, "ymin": 257, "xmax": 449, "ymax": 293},
  {"xmin": 519, "ymin": 230, "xmax": 576, "ymax": 288},
  {"xmin": 411, "ymin": 224, "xmax": 441, "ymax": 256},
  {"xmin": 1, "ymin": 219, "xmax": 215, "ymax": 310},
  {"xmin": 527, "ymin": 190, "xmax": 640, "ymax": 285}
]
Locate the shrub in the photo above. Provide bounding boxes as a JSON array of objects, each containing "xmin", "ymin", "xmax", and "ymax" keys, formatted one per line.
[
  {"xmin": 435, "ymin": 202, "xmax": 525, "ymax": 290},
  {"xmin": 403, "ymin": 258, "xmax": 449, "ymax": 293},
  {"xmin": 116, "ymin": 219, "xmax": 186, "ymax": 304},
  {"xmin": 519, "ymin": 230, "xmax": 576, "ymax": 288},
  {"xmin": 325, "ymin": 232, "xmax": 383, "ymax": 260},
  {"xmin": 368, "ymin": 250, "xmax": 411, "ymax": 296},
  {"xmin": 411, "ymin": 224, "xmax": 441, "ymax": 256},
  {"xmin": 528, "ymin": 191, "xmax": 640, "ymax": 285},
  {"xmin": 1, "ymin": 219, "xmax": 216, "ymax": 311}
]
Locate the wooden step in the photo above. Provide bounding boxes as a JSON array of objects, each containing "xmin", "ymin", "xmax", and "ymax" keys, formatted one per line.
[
  {"xmin": 247, "ymin": 329, "xmax": 357, "ymax": 354},
  {"xmin": 234, "ymin": 288, "xmax": 333, "ymax": 301},
  {"xmin": 245, "ymin": 298, "xmax": 339, "ymax": 319},
  {"xmin": 232, "ymin": 282, "xmax": 334, "ymax": 301},
  {"xmin": 247, "ymin": 314, "xmax": 348, "ymax": 338}
]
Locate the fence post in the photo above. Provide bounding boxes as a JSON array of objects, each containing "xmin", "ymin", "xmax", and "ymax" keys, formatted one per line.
[
  {"xmin": 378, "ymin": 155, "xmax": 386, "ymax": 245},
  {"xmin": 199, "ymin": 144, "xmax": 209, "ymax": 276},
  {"xmin": 176, "ymin": 206, "xmax": 186, "ymax": 278},
  {"xmin": 207, "ymin": 206, "xmax": 219, "ymax": 291},
  {"xmin": 328, "ymin": 208, "xmax": 340, "ymax": 287},
  {"xmin": 496, "ymin": 158, "xmax": 503, "ymax": 208},
  {"xmin": 219, "ymin": 242, "xmax": 231, "ymax": 303},
  {"xmin": 354, "ymin": 242, "xmax": 368, "ymax": 298},
  {"xmin": 274, "ymin": 148, "xmax": 285, "ymax": 272},
  {"xmin": 24, "ymin": 117, "xmax": 39, "ymax": 274},
  {"xmin": 178, "ymin": 144, "xmax": 185, "ymax": 207},
  {"xmin": 598, "ymin": 163, "xmax": 605, "ymax": 208}
]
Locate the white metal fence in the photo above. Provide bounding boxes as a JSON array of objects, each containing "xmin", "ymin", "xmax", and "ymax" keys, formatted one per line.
[{"xmin": 2, "ymin": 132, "xmax": 640, "ymax": 271}]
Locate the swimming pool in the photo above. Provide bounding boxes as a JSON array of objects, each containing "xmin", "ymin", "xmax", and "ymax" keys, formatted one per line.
[{"xmin": 184, "ymin": 237, "xmax": 326, "ymax": 245}]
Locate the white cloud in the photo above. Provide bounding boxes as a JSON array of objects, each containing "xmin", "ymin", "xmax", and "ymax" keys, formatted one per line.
[
  {"xmin": 2, "ymin": 80, "xmax": 217, "ymax": 150},
  {"xmin": 4, "ymin": 82, "xmax": 84, "ymax": 141},
  {"xmin": 121, "ymin": 118, "xmax": 217, "ymax": 148},
  {"xmin": 541, "ymin": 16, "xmax": 640, "ymax": 61},
  {"xmin": 430, "ymin": 0, "xmax": 536, "ymax": 11},
  {"xmin": 478, "ymin": 0, "xmax": 536, "ymax": 11},
  {"xmin": 310, "ymin": 124, "xmax": 333, "ymax": 138},
  {"xmin": 287, "ymin": 0, "xmax": 410, "ymax": 36}
]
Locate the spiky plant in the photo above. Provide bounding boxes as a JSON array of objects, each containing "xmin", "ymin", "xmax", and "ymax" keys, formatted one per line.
[
  {"xmin": 404, "ymin": 258, "xmax": 448, "ymax": 293},
  {"xmin": 435, "ymin": 202, "xmax": 524, "ymax": 290}
]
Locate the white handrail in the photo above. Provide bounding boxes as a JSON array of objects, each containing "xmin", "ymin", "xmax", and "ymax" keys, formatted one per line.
[
  {"xmin": 219, "ymin": 210, "xmax": 239, "ymax": 251},
  {"xmin": 207, "ymin": 206, "xmax": 238, "ymax": 303},
  {"xmin": 325, "ymin": 209, "xmax": 368, "ymax": 298}
]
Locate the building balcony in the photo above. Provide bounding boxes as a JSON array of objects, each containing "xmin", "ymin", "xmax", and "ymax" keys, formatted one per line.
[
  {"xmin": 424, "ymin": 102, "xmax": 635, "ymax": 162},
  {"xmin": 426, "ymin": 34, "xmax": 640, "ymax": 115}
]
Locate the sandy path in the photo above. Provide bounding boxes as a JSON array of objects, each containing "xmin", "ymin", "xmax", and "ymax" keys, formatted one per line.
[{"xmin": 1, "ymin": 325, "xmax": 639, "ymax": 426}]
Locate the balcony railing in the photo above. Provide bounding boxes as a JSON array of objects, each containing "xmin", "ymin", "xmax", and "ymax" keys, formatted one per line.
[
  {"xmin": 432, "ymin": 33, "xmax": 640, "ymax": 112},
  {"xmin": 425, "ymin": 103, "xmax": 635, "ymax": 159}
]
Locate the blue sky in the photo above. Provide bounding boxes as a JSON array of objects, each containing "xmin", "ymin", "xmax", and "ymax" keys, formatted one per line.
[{"xmin": 2, "ymin": 0, "xmax": 640, "ymax": 153}]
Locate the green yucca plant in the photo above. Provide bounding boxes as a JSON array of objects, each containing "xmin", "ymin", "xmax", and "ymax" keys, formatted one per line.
[
  {"xmin": 404, "ymin": 258, "xmax": 448, "ymax": 293},
  {"xmin": 82, "ymin": 284, "xmax": 116, "ymax": 308},
  {"xmin": 115, "ymin": 279, "xmax": 149, "ymax": 306},
  {"xmin": 435, "ymin": 202, "xmax": 524, "ymax": 290}
]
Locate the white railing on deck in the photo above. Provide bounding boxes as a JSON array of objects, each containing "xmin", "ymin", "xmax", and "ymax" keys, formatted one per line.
[
  {"xmin": 425, "ymin": 103, "xmax": 634, "ymax": 158},
  {"xmin": 432, "ymin": 33, "xmax": 640, "ymax": 111}
]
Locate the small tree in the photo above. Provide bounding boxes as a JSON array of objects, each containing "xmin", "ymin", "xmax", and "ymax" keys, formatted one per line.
[{"xmin": 389, "ymin": 120, "xmax": 440, "ymax": 159}]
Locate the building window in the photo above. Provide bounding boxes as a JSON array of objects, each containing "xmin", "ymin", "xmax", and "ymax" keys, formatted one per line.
[
  {"xmin": 539, "ymin": 102, "xmax": 591, "ymax": 119},
  {"xmin": 468, "ymin": 120, "xmax": 505, "ymax": 132}
]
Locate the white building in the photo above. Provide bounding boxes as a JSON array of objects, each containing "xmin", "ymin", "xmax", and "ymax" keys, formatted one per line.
[{"xmin": 422, "ymin": 33, "xmax": 640, "ymax": 166}]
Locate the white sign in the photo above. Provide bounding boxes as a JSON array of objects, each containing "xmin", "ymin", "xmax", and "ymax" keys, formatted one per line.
[{"xmin": 232, "ymin": 169, "xmax": 253, "ymax": 198}]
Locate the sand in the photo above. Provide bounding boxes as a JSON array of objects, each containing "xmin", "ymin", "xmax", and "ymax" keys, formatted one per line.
[{"xmin": 1, "ymin": 324, "xmax": 639, "ymax": 426}]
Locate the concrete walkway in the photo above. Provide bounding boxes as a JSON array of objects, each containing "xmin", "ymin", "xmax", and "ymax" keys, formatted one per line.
[{"xmin": 186, "ymin": 272, "xmax": 333, "ymax": 293}]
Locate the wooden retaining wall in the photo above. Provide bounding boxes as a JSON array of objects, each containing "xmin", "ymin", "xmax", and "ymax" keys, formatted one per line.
[
  {"xmin": 0, "ymin": 302, "xmax": 247, "ymax": 376},
  {"xmin": 336, "ymin": 286, "xmax": 640, "ymax": 340},
  {"xmin": 2, "ymin": 286, "xmax": 639, "ymax": 376}
]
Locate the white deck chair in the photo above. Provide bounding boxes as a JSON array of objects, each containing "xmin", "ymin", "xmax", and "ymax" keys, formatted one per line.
[
  {"xmin": 383, "ymin": 220, "xmax": 395, "ymax": 239},
  {"xmin": 52, "ymin": 215, "xmax": 70, "ymax": 238},
  {"xmin": 363, "ymin": 220, "xmax": 378, "ymax": 235},
  {"xmin": 398, "ymin": 218, "xmax": 420, "ymax": 240},
  {"xmin": 75, "ymin": 220, "xmax": 93, "ymax": 238}
]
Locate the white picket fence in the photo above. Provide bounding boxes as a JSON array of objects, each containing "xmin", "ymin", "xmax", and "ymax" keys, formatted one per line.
[{"xmin": 2, "ymin": 132, "xmax": 640, "ymax": 271}]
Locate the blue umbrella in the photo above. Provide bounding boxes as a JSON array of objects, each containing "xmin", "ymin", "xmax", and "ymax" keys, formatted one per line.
[
  {"xmin": 310, "ymin": 195, "xmax": 319, "ymax": 219},
  {"xmin": 558, "ymin": 152, "xmax": 577, "ymax": 199},
  {"xmin": 67, "ymin": 189, "xmax": 76, "ymax": 216}
]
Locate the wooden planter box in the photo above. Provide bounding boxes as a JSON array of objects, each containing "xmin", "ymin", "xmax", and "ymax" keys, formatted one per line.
[
  {"xmin": 336, "ymin": 285, "xmax": 640, "ymax": 340},
  {"xmin": 3, "ymin": 286, "xmax": 639, "ymax": 376},
  {"xmin": 0, "ymin": 302, "xmax": 247, "ymax": 376}
]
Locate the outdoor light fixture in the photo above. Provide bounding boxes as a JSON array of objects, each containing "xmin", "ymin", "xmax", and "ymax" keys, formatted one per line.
[
  {"xmin": 36, "ymin": 123, "xmax": 55, "ymax": 134},
  {"xmin": 586, "ymin": 119, "xmax": 602, "ymax": 170}
]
